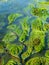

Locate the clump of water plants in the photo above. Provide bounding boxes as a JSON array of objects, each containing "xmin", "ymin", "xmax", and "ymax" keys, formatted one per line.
[
  {"xmin": 45, "ymin": 57, "xmax": 49, "ymax": 65},
  {"xmin": 8, "ymin": 13, "xmax": 22, "ymax": 24},
  {"xmin": 6, "ymin": 59, "xmax": 21, "ymax": 65},
  {"xmin": 31, "ymin": 18, "xmax": 43, "ymax": 31},
  {"xmin": 45, "ymin": 50, "xmax": 49, "ymax": 58},
  {"xmin": 22, "ymin": 45, "xmax": 33, "ymax": 60},
  {"xmin": 44, "ymin": 23, "xmax": 49, "ymax": 31},
  {"xmin": 0, "ymin": 44, "xmax": 4, "ymax": 54},
  {"xmin": 25, "ymin": 57, "xmax": 41, "ymax": 65},
  {"xmin": 3, "ymin": 31, "xmax": 17, "ymax": 43},
  {"xmin": 19, "ymin": 17, "xmax": 30, "ymax": 42},
  {"xmin": 31, "ymin": 2, "xmax": 49, "ymax": 21},
  {"xmin": 31, "ymin": 7, "xmax": 48, "ymax": 17},
  {"xmin": 6, "ymin": 43, "xmax": 24, "ymax": 57},
  {"xmin": 47, "ymin": 30, "xmax": 49, "ymax": 48},
  {"xmin": 30, "ymin": 30, "xmax": 45, "ymax": 52},
  {"xmin": 7, "ymin": 24, "xmax": 22, "ymax": 37},
  {"xmin": 0, "ymin": 1, "xmax": 49, "ymax": 65}
]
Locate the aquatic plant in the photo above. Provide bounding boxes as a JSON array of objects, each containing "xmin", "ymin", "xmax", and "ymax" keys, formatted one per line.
[
  {"xmin": 25, "ymin": 57, "xmax": 41, "ymax": 65},
  {"xmin": 6, "ymin": 43, "xmax": 24, "ymax": 57},
  {"xmin": 44, "ymin": 23, "xmax": 49, "ymax": 31},
  {"xmin": 6, "ymin": 59, "xmax": 21, "ymax": 65},
  {"xmin": 19, "ymin": 17, "xmax": 30, "ymax": 42},
  {"xmin": 0, "ymin": 44, "xmax": 4, "ymax": 53},
  {"xmin": 40, "ymin": 57, "xmax": 46, "ymax": 65},
  {"xmin": 0, "ymin": 1, "xmax": 49, "ymax": 65},
  {"xmin": 30, "ymin": 30, "xmax": 45, "ymax": 52},
  {"xmin": 7, "ymin": 24, "xmax": 22, "ymax": 36},
  {"xmin": 3, "ymin": 31, "xmax": 17, "ymax": 43},
  {"xmin": 22, "ymin": 46, "xmax": 33, "ymax": 60},
  {"xmin": 45, "ymin": 50, "xmax": 49, "ymax": 58},
  {"xmin": 45, "ymin": 57, "xmax": 49, "ymax": 65},
  {"xmin": 47, "ymin": 30, "xmax": 49, "ymax": 48},
  {"xmin": 20, "ymin": 17, "xmax": 30, "ymax": 34},
  {"xmin": 31, "ymin": 18, "xmax": 43, "ymax": 31},
  {"xmin": 8, "ymin": 13, "xmax": 22, "ymax": 24},
  {"xmin": 19, "ymin": 32, "xmax": 27, "ymax": 42},
  {"xmin": 31, "ymin": 7, "xmax": 48, "ymax": 17}
]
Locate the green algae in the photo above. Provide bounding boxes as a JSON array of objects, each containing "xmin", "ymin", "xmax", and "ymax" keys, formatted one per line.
[
  {"xmin": 30, "ymin": 2, "xmax": 49, "ymax": 21},
  {"xmin": 0, "ymin": 1, "xmax": 49, "ymax": 65},
  {"xmin": 0, "ymin": 44, "xmax": 4, "ymax": 53},
  {"xmin": 8, "ymin": 13, "xmax": 22, "ymax": 24},
  {"xmin": 22, "ymin": 46, "xmax": 33, "ymax": 60},
  {"xmin": 7, "ymin": 24, "xmax": 22, "ymax": 36},
  {"xmin": 25, "ymin": 57, "xmax": 41, "ymax": 65},
  {"xmin": 44, "ymin": 23, "xmax": 49, "ymax": 31},
  {"xmin": 3, "ymin": 31, "xmax": 17, "ymax": 43},
  {"xmin": 6, "ymin": 59, "xmax": 21, "ymax": 65},
  {"xmin": 45, "ymin": 57, "xmax": 49, "ymax": 65},
  {"xmin": 19, "ymin": 32, "xmax": 26, "ymax": 42},
  {"xmin": 31, "ymin": 18, "xmax": 43, "ymax": 31},
  {"xmin": 45, "ymin": 50, "xmax": 49, "ymax": 58},
  {"xmin": 19, "ymin": 17, "xmax": 30, "ymax": 42},
  {"xmin": 47, "ymin": 30, "xmax": 49, "ymax": 48},
  {"xmin": 30, "ymin": 30, "xmax": 45, "ymax": 52},
  {"xmin": 31, "ymin": 7, "xmax": 48, "ymax": 17},
  {"xmin": 6, "ymin": 43, "xmax": 24, "ymax": 57},
  {"xmin": 26, "ymin": 57, "xmax": 49, "ymax": 65}
]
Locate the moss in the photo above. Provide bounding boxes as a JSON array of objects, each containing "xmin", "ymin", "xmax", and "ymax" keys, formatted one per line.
[{"xmin": 8, "ymin": 13, "xmax": 22, "ymax": 24}]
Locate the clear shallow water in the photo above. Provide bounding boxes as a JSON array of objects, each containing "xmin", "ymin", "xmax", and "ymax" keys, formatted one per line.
[{"xmin": 0, "ymin": 0, "xmax": 47, "ymax": 14}]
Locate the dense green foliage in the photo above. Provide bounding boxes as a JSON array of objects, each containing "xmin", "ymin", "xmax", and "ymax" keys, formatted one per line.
[{"xmin": 0, "ymin": 1, "xmax": 49, "ymax": 65}]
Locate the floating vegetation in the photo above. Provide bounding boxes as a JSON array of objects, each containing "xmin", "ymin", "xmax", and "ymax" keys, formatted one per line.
[
  {"xmin": 7, "ymin": 24, "xmax": 22, "ymax": 36},
  {"xmin": 31, "ymin": 6, "xmax": 48, "ymax": 18},
  {"xmin": 6, "ymin": 59, "xmax": 21, "ymax": 65},
  {"xmin": 6, "ymin": 43, "xmax": 24, "ymax": 58},
  {"xmin": 31, "ymin": 18, "xmax": 43, "ymax": 30},
  {"xmin": 45, "ymin": 50, "xmax": 49, "ymax": 58},
  {"xmin": 0, "ymin": 1, "xmax": 49, "ymax": 65},
  {"xmin": 8, "ymin": 13, "xmax": 22, "ymax": 24},
  {"xmin": 3, "ymin": 31, "xmax": 17, "ymax": 43}
]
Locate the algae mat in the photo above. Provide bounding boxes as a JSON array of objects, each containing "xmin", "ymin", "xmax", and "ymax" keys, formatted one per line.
[{"xmin": 0, "ymin": 0, "xmax": 49, "ymax": 65}]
